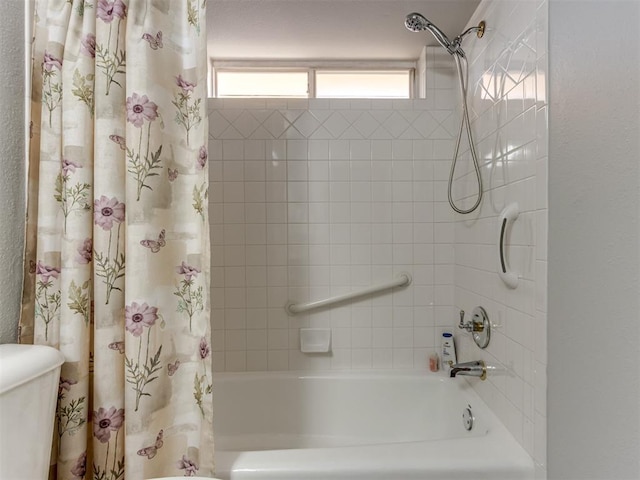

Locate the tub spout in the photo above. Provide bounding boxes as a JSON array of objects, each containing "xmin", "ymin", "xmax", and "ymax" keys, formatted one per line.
[{"xmin": 449, "ymin": 360, "xmax": 487, "ymax": 380}]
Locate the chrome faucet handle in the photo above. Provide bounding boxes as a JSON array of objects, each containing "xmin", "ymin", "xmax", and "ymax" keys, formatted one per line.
[
  {"xmin": 458, "ymin": 308, "xmax": 488, "ymax": 334},
  {"xmin": 458, "ymin": 310, "xmax": 473, "ymax": 332}
]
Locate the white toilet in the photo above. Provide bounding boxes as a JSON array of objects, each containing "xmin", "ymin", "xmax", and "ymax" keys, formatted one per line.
[
  {"xmin": 0, "ymin": 344, "xmax": 222, "ymax": 480},
  {"xmin": 0, "ymin": 343, "xmax": 65, "ymax": 480}
]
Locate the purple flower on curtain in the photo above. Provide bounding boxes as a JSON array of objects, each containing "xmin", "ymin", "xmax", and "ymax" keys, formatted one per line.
[
  {"xmin": 92, "ymin": 406, "xmax": 124, "ymax": 443},
  {"xmin": 35, "ymin": 261, "xmax": 60, "ymax": 282},
  {"xmin": 126, "ymin": 93, "xmax": 159, "ymax": 128},
  {"xmin": 97, "ymin": 0, "xmax": 127, "ymax": 23},
  {"xmin": 199, "ymin": 337, "xmax": 210, "ymax": 360},
  {"xmin": 176, "ymin": 261, "xmax": 200, "ymax": 281},
  {"xmin": 58, "ymin": 377, "xmax": 77, "ymax": 395},
  {"xmin": 80, "ymin": 33, "xmax": 96, "ymax": 58},
  {"xmin": 196, "ymin": 146, "xmax": 207, "ymax": 171},
  {"xmin": 125, "ymin": 302, "xmax": 158, "ymax": 337},
  {"xmin": 43, "ymin": 51, "xmax": 62, "ymax": 71},
  {"xmin": 93, "ymin": 195, "xmax": 125, "ymax": 230},
  {"xmin": 176, "ymin": 455, "xmax": 198, "ymax": 476},
  {"xmin": 175, "ymin": 74, "xmax": 196, "ymax": 93},
  {"xmin": 62, "ymin": 158, "xmax": 82, "ymax": 175},
  {"xmin": 75, "ymin": 238, "xmax": 93, "ymax": 264},
  {"xmin": 70, "ymin": 451, "xmax": 87, "ymax": 478}
]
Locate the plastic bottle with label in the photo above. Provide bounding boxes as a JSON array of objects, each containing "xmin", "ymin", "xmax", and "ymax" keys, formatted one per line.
[{"xmin": 441, "ymin": 332, "xmax": 457, "ymax": 370}]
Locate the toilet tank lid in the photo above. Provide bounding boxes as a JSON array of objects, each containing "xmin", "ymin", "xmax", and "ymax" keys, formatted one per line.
[{"xmin": 0, "ymin": 344, "xmax": 65, "ymax": 394}]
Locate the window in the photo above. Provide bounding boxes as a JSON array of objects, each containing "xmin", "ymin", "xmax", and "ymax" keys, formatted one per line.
[
  {"xmin": 315, "ymin": 71, "xmax": 411, "ymax": 98},
  {"xmin": 216, "ymin": 71, "xmax": 308, "ymax": 98},
  {"xmin": 212, "ymin": 62, "xmax": 414, "ymax": 99}
]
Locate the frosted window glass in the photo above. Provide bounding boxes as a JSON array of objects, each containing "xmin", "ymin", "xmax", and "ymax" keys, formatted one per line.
[
  {"xmin": 217, "ymin": 72, "xmax": 308, "ymax": 97},
  {"xmin": 316, "ymin": 71, "xmax": 410, "ymax": 98},
  {"xmin": 215, "ymin": 70, "xmax": 412, "ymax": 98}
]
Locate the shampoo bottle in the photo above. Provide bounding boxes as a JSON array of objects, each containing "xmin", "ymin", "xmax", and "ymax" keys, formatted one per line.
[{"xmin": 441, "ymin": 332, "xmax": 457, "ymax": 370}]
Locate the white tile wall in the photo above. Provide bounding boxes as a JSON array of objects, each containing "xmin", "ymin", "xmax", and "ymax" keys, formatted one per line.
[
  {"xmin": 450, "ymin": 0, "xmax": 547, "ymax": 474},
  {"xmin": 208, "ymin": 50, "xmax": 458, "ymax": 374}
]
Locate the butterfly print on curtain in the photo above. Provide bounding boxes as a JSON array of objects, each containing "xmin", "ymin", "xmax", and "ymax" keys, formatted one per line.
[
  {"xmin": 142, "ymin": 31, "xmax": 163, "ymax": 50},
  {"xmin": 137, "ymin": 430, "xmax": 164, "ymax": 459},
  {"xmin": 140, "ymin": 229, "xmax": 166, "ymax": 253}
]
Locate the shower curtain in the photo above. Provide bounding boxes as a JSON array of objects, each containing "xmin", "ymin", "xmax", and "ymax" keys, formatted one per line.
[{"xmin": 19, "ymin": 1, "xmax": 214, "ymax": 478}]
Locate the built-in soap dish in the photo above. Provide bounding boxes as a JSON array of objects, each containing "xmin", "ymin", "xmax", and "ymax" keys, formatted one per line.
[{"xmin": 300, "ymin": 328, "xmax": 331, "ymax": 353}]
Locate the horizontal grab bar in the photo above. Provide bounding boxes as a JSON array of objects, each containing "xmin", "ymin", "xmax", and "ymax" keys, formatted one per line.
[{"xmin": 286, "ymin": 273, "xmax": 412, "ymax": 316}]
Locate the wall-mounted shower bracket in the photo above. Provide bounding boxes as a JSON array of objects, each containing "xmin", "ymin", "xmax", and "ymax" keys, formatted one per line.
[{"xmin": 477, "ymin": 21, "xmax": 486, "ymax": 38}]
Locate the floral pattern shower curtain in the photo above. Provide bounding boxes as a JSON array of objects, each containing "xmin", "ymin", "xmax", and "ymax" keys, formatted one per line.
[{"xmin": 19, "ymin": 1, "xmax": 214, "ymax": 478}]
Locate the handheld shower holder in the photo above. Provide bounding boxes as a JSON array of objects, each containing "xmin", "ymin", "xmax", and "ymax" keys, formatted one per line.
[{"xmin": 477, "ymin": 21, "xmax": 486, "ymax": 38}]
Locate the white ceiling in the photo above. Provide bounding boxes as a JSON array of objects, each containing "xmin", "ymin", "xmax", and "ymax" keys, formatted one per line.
[{"xmin": 208, "ymin": 0, "xmax": 481, "ymax": 61}]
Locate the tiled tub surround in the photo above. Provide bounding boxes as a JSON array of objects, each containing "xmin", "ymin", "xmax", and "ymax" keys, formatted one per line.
[
  {"xmin": 208, "ymin": 50, "xmax": 459, "ymax": 373},
  {"xmin": 450, "ymin": 0, "xmax": 548, "ymax": 474},
  {"xmin": 206, "ymin": 0, "xmax": 547, "ymax": 468},
  {"xmin": 208, "ymin": 100, "xmax": 459, "ymax": 373}
]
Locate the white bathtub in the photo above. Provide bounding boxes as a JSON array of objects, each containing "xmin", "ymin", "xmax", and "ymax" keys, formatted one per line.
[{"xmin": 212, "ymin": 371, "xmax": 534, "ymax": 480}]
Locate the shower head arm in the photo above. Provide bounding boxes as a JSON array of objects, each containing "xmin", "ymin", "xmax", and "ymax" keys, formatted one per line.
[
  {"xmin": 405, "ymin": 13, "xmax": 486, "ymax": 58},
  {"xmin": 453, "ymin": 21, "xmax": 487, "ymax": 45},
  {"xmin": 450, "ymin": 21, "xmax": 486, "ymax": 57}
]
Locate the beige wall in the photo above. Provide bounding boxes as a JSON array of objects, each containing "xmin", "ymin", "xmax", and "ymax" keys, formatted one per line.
[
  {"xmin": 0, "ymin": 0, "xmax": 26, "ymax": 343},
  {"xmin": 547, "ymin": 1, "xmax": 640, "ymax": 478}
]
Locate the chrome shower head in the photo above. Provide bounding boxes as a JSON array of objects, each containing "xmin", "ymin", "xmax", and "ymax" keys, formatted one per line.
[
  {"xmin": 405, "ymin": 13, "xmax": 486, "ymax": 58},
  {"xmin": 404, "ymin": 12, "xmax": 454, "ymax": 53},
  {"xmin": 404, "ymin": 12, "xmax": 431, "ymax": 32}
]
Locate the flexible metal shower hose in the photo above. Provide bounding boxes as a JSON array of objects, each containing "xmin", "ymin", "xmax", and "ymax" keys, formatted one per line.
[{"xmin": 448, "ymin": 53, "xmax": 483, "ymax": 214}]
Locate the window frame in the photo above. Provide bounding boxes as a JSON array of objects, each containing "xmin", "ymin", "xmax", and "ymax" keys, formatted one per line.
[{"xmin": 210, "ymin": 60, "xmax": 417, "ymax": 99}]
